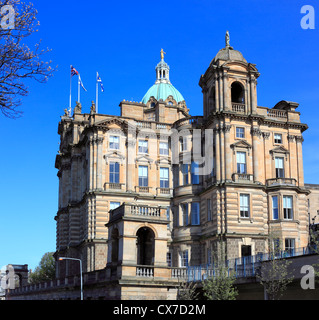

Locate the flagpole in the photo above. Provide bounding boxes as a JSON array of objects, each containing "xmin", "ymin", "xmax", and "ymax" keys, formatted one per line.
[
  {"xmin": 96, "ymin": 72, "xmax": 99, "ymax": 114},
  {"xmin": 69, "ymin": 65, "xmax": 72, "ymax": 116},
  {"xmin": 78, "ymin": 75, "xmax": 80, "ymax": 103}
]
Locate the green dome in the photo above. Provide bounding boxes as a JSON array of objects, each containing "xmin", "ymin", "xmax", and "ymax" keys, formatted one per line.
[
  {"xmin": 141, "ymin": 54, "xmax": 185, "ymax": 105},
  {"xmin": 142, "ymin": 82, "xmax": 185, "ymax": 104}
]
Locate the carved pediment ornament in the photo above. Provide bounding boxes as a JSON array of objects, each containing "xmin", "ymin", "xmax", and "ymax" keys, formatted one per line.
[
  {"xmin": 269, "ymin": 146, "xmax": 290, "ymax": 160},
  {"xmin": 230, "ymin": 140, "xmax": 252, "ymax": 155}
]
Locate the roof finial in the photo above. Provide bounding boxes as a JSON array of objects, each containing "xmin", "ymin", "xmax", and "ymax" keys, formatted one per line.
[
  {"xmin": 225, "ymin": 31, "xmax": 230, "ymax": 48},
  {"xmin": 160, "ymin": 48, "xmax": 166, "ymax": 60}
]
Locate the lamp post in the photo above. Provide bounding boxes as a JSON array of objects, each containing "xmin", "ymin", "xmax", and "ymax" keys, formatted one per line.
[{"xmin": 59, "ymin": 257, "xmax": 83, "ymax": 300}]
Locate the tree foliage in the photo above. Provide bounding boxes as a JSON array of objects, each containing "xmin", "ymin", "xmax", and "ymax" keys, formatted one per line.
[
  {"xmin": 202, "ymin": 240, "xmax": 238, "ymax": 300},
  {"xmin": 257, "ymin": 231, "xmax": 294, "ymax": 300},
  {"xmin": 28, "ymin": 252, "xmax": 56, "ymax": 284},
  {"xmin": 0, "ymin": 0, "xmax": 54, "ymax": 118}
]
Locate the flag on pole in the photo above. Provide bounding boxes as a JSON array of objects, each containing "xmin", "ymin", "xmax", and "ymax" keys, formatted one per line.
[
  {"xmin": 97, "ymin": 72, "xmax": 104, "ymax": 92},
  {"xmin": 78, "ymin": 75, "xmax": 87, "ymax": 92},
  {"xmin": 71, "ymin": 65, "xmax": 79, "ymax": 77}
]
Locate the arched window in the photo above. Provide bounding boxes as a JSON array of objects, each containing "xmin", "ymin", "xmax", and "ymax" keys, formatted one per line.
[
  {"xmin": 136, "ymin": 227, "xmax": 155, "ymax": 266},
  {"xmin": 231, "ymin": 82, "xmax": 245, "ymax": 104}
]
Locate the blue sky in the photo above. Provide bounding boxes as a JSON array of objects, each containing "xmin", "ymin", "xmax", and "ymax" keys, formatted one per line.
[{"xmin": 0, "ymin": 0, "xmax": 318, "ymax": 271}]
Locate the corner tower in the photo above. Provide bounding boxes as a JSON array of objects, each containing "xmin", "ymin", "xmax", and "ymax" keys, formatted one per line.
[{"xmin": 199, "ymin": 31, "xmax": 260, "ymax": 118}]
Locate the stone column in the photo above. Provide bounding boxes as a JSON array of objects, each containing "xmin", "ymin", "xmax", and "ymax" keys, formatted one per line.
[
  {"xmin": 223, "ymin": 72, "xmax": 229, "ymax": 111},
  {"xmin": 224, "ymin": 124, "xmax": 232, "ymax": 181},
  {"xmin": 96, "ymin": 137, "xmax": 104, "ymax": 190},
  {"xmin": 214, "ymin": 74, "xmax": 220, "ymax": 112},
  {"xmin": 250, "ymin": 76, "xmax": 257, "ymax": 114},
  {"xmin": 215, "ymin": 127, "xmax": 221, "ymax": 182},
  {"xmin": 220, "ymin": 123, "xmax": 225, "ymax": 182},
  {"xmin": 251, "ymin": 126, "xmax": 262, "ymax": 183},
  {"xmin": 219, "ymin": 71, "xmax": 224, "ymax": 111},
  {"xmin": 296, "ymin": 135, "xmax": 305, "ymax": 187}
]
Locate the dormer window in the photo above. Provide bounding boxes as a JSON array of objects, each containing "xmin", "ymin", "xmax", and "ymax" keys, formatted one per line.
[{"xmin": 168, "ymin": 101, "xmax": 173, "ymax": 106}]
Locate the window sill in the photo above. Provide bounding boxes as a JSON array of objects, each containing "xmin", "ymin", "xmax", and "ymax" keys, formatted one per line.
[{"xmin": 238, "ymin": 217, "xmax": 254, "ymax": 223}]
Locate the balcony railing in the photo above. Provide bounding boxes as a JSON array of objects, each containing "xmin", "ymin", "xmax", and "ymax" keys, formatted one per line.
[
  {"xmin": 232, "ymin": 103, "xmax": 245, "ymax": 113},
  {"xmin": 135, "ymin": 186, "xmax": 151, "ymax": 193},
  {"xmin": 266, "ymin": 178, "xmax": 297, "ymax": 187},
  {"xmin": 232, "ymin": 173, "xmax": 254, "ymax": 183},
  {"xmin": 267, "ymin": 109, "xmax": 287, "ymax": 120}
]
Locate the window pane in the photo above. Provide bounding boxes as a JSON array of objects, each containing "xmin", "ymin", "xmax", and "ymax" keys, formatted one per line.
[
  {"xmin": 138, "ymin": 140, "xmax": 148, "ymax": 153},
  {"xmin": 240, "ymin": 194, "xmax": 250, "ymax": 218},
  {"xmin": 110, "ymin": 202, "xmax": 121, "ymax": 210},
  {"xmin": 272, "ymin": 196, "xmax": 278, "ymax": 220},
  {"xmin": 191, "ymin": 162, "xmax": 199, "ymax": 184},
  {"xmin": 191, "ymin": 202, "xmax": 200, "ymax": 225},
  {"xmin": 159, "ymin": 142, "xmax": 169, "ymax": 155},
  {"xmin": 237, "ymin": 152, "xmax": 246, "ymax": 174},
  {"xmin": 138, "ymin": 166, "xmax": 148, "ymax": 187},
  {"xmin": 160, "ymin": 167, "xmax": 169, "ymax": 188},
  {"xmin": 236, "ymin": 127, "xmax": 245, "ymax": 138},
  {"xmin": 110, "ymin": 162, "xmax": 120, "ymax": 183},
  {"xmin": 182, "ymin": 203, "xmax": 188, "ymax": 226},
  {"xmin": 109, "ymin": 136, "xmax": 119, "ymax": 149}
]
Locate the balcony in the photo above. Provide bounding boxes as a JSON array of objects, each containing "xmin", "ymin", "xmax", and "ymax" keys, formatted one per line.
[
  {"xmin": 232, "ymin": 103, "xmax": 245, "ymax": 113},
  {"xmin": 104, "ymin": 182, "xmax": 124, "ymax": 191},
  {"xmin": 135, "ymin": 186, "xmax": 151, "ymax": 193},
  {"xmin": 232, "ymin": 173, "xmax": 254, "ymax": 183},
  {"xmin": 156, "ymin": 187, "xmax": 173, "ymax": 197},
  {"xmin": 267, "ymin": 109, "xmax": 287, "ymax": 120},
  {"xmin": 266, "ymin": 178, "xmax": 297, "ymax": 187},
  {"xmin": 109, "ymin": 203, "xmax": 167, "ymax": 223}
]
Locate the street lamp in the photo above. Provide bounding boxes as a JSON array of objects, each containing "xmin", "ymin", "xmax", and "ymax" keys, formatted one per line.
[{"xmin": 59, "ymin": 257, "xmax": 83, "ymax": 300}]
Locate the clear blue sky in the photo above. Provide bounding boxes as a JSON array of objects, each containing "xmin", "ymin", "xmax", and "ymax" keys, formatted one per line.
[{"xmin": 0, "ymin": 0, "xmax": 318, "ymax": 271}]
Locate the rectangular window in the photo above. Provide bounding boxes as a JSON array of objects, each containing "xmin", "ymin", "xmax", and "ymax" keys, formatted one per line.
[
  {"xmin": 275, "ymin": 157, "xmax": 285, "ymax": 178},
  {"xmin": 182, "ymin": 203, "xmax": 188, "ymax": 226},
  {"xmin": 207, "ymin": 199, "xmax": 212, "ymax": 222},
  {"xmin": 182, "ymin": 164, "xmax": 189, "ymax": 185},
  {"xmin": 167, "ymin": 252, "xmax": 172, "ymax": 267},
  {"xmin": 272, "ymin": 196, "xmax": 279, "ymax": 220},
  {"xmin": 166, "ymin": 207, "xmax": 170, "ymax": 230},
  {"xmin": 160, "ymin": 167, "xmax": 169, "ymax": 188},
  {"xmin": 109, "ymin": 136, "xmax": 120, "ymax": 150},
  {"xmin": 138, "ymin": 140, "xmax": 148, "ymax": 154},
  {"xmin": 180, "ymin": 250, "xmax": 189, "ymax": 267},
  {"xmin": 285, "ymin": 238, "xmax": 295, "ymax": 256},
  {"xmin": 191, "ymin": 162, "xmax": 200, "ymax": 184},
  {"xmin": 237, "ymin": 152, "xmax": 247, "ymax": 174},
  {"xmin": 191, "ymin": 202, "xmax": 200, "ymax": 225},
  {"xmin": 159, "ymin": 142, "xmax": 169, "ymax": 155},
  {"xmin": 109, "ymin": 162, "xmax": 120, "ymax": 184},
  {"xmin": 236, "ymin": 127, "xmax": 245, "ymax": 138},
  {"xmin": 110, "ymin": 202, "xmax": 121, "ymax": 210},
  {"xmin": 283, "ymin": 195, "xmax": 293, "ymax": 220},
  {"xmin": 274, "ymin": 133, "xmax": 283, "ymax": 144},
  {"xmin": 240, "ymin": 194, "xmax": 250, "ymax": 218},
  {"xmin": 138, "ymin": 166, "xmax": 148, "ymax": 187},
  {"xmin": 180, "ymin": 137, "xmax": 187, "ymax": 152}
]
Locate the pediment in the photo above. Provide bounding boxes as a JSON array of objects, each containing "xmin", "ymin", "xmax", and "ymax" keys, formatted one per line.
[
  {"xmin": 96, "ymin": 118, "xmax": 127, "ymax": 130},
  {"xmin": 104, "ymin": 150, "xmax": 125, "ymax": 165},
  {"xmin": 230, "ymin": 140, "xmax": 252, "ymax": 149},
  {"xmin": 135, "ymin": 155, "xmax": 154, "ymax": 167},
  {"xmin": 155, "ymin": 156, "xmax": 171, "ymax": 167},
  {"xmin": 269, "ymin": 146, "xmax": 290, "ymax": 159}
]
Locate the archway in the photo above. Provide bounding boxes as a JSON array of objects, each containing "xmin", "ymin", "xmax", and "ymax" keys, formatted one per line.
[
  {"xmin": 231, "ymin": 82, "xmax": 245, "ymax": 104},
  {"xmin": 136, "ymin": 227, "xmax": 155, "ymax": 266}
]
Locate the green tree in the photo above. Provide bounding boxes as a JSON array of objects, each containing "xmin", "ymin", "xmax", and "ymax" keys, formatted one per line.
[
  {"xmin": 29, "ymin": 252, "xmax": 56, "ymax": 284},
  {"xmin": 177, "ymin": 280, "xmax": 199, "ymax": 300},
  {"xmin": 202, "ymin": 240, "xmax": 238, "ymax": 300},
  {"xmin": 0, "ymin": 0, "xmax": 54, "ymax": 118},
  {"xmin": 257, "ymin": 231, "xmax": 294, "ymax": 300}
]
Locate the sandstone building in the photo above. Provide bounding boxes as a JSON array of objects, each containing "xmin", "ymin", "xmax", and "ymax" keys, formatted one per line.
[{"xmin": 54, "ymin": 34, "xmax": 311, "ymax": 287}]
